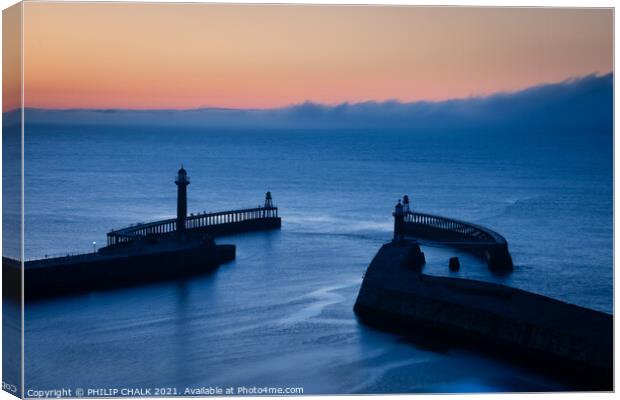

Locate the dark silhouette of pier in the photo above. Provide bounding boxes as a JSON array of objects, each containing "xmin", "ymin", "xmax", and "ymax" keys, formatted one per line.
[
  {"xmin": 106, "ymin": 204, "xmax": 279, "ymax": 247},
  {"xmin": 106, "ymin": 168, "xmax": 280, "ymax": 248},
  {"xmin": 354, "ymin": 239, "xmax": 612, "ymax": 390},
  {"xmin": 354, "ymin": 196, "xmax": 611, "ymax": 389},
  {"xmin": 5, "ymin": 167, "xmax": 281, "ymax": 299},
  {"xmin": 393, "ymin": 195, "xmax": 513, "ymax": 270}
]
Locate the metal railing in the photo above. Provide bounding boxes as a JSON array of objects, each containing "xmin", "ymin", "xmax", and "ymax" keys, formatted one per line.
[
  {"xmin": 404, "ymin": 211, "xmax": 506, "ymax": 245},
  {"xmin": 107, "ymin": 206, "xmax": 278, "ymax": 246}
]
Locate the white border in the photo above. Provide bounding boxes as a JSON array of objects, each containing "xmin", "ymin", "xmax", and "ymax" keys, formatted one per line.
[{"xmin": 0, "ymin": 2, "xmax": 616, "ymax": 400}]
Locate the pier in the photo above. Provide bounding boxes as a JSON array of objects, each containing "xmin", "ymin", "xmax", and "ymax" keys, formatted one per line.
[
  {"xmin": 354, "ymin": 200, "xmax": 612, "ymax": 389},
  {"xmin": 6, "ymin": 167, "xmax": 282, "ymax": 299},
  {"xmin": 106, "ymin": 168, "xmax": 280, "ymax": 248},
  {"xmin": 106, "ymin": 205, "xmax": 279, "ymax": 247},
  {"xmin": 396, "ymin": 195, "xmax": 513, "ymax": 270}
]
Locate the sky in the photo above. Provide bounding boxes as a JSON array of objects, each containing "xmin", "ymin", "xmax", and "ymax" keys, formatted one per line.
[{"xmin": 15, "ymin": 3, "xmax": 614, "ymax": 110}]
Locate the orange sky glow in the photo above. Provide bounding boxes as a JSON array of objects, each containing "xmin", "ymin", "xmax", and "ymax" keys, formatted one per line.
[{"xmin": 17, "ymin": 3, "xmax": 614, "ymax": 110}]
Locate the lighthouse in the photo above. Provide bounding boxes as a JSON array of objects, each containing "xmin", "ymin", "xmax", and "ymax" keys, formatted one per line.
[{"xmin": 175, "ymin": 166, "xmax": 190, "ymax": 237}]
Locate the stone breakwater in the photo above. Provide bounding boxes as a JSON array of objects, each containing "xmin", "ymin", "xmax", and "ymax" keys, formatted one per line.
[
  {"xmin": 3, "ymin": 240, "xmax": 236, "ymax": 300},
  {"xmin": 354, "ymin": 241, "xmax": 612, "ymax": 390}
]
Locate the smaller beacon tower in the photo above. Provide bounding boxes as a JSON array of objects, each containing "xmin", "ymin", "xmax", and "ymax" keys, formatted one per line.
[
  {"xmin": 264, "ymin": 192, "xmax": 273, "ymax": 208},
  {"xmin": 403, "ymin": 195, "xmax": 411, "ymax": 214},
  {"xmin": 175, "ymin": 166, "xmax": 190, "ymax": 238},
  {"xmin": 393, "ymin": 199, "xmax": 405, "ymax": 242},
  {"xmin": 264, "ymin": 191, "xmax": 273, "ymax": 217}
]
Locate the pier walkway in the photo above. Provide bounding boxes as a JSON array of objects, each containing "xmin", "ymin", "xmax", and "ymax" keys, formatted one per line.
[
  {"xmin": 107, "ymin": 205, "xmax": 279, "ymax": 246},
  {"xmin": 395, "ymin": 196, "xmax": 513, "ymax": 270},
  {"xmin": 6, "ymin": 168, "xmax": 281, "ymax": 299}
]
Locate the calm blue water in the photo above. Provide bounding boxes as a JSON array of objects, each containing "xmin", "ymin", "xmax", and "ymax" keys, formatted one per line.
[{"xmin": 19, "ymin": 125, "xmax": 612, "ymax": 393}]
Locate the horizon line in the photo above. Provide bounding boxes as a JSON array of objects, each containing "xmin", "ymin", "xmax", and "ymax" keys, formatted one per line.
[{"xmin": 6, "ymin": 71, "xmax": 612, "ymax": 114}]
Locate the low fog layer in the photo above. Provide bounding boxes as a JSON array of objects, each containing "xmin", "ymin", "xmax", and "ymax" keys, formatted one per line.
[{"xmin": 12, "ymin": 73, "xmax": 613, "ymax": 134}]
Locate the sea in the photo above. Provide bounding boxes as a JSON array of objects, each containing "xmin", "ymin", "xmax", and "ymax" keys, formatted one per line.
[{"xmin": 5, "ymin": 124, "xmax": 613, "ymax": 393}]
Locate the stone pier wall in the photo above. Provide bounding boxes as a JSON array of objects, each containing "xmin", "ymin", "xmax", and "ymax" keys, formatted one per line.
[{"xmin": 354, "ymin": 241, "xmax": 612, "ymax": 390}]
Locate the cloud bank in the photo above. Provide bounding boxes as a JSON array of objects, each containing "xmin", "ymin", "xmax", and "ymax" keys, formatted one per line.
[{"xmin": 13, "ymin": 73, "xmax": 613, "ymax": 135}]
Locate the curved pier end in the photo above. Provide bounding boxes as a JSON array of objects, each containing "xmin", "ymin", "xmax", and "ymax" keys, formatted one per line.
[
  {"xmin": 487, "ymin": 242, "xmax": 514, "ymax": 271},
  {"xmin": 354, "ymin": 242, "xmax": 612, "ymax": 390},
  {"xmin": 404, "ymin": 210, "xmax": 514, "ymax": 271}
]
